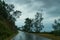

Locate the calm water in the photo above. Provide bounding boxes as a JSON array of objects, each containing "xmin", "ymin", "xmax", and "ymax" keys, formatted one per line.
[{"xmin": 11, "ymin": 31, "xmax": 51, "ymax": 40}]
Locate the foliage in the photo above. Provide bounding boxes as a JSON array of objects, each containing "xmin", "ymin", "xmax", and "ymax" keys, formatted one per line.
[
  {"xmin": 52, "ymin": 19, "xmax": 60, "ymax": 36},
  {"xmin": 0, "ymin": 0, "xmax": 21, "ymax": 40},
  {"xmin": 22, "ymin": 12, "xmax": 44, "ymax": 32},
  {"xmin": 23, "ymin": 18, "xmax": 32, "ymax": 32},
  {"xmin": 0, "ymin": 0, "xmax": 21, "ymax": 21},
  {"xmin": 33, "ymin": 12, "xmax": 44, "ymax": 32},
  {"xmin": 0, "ymin": 23, "xmax": 13, "ymax": 40},
  {"xmin": 53, "ymin": 19, "xmax": 60, "ymax": 31}
]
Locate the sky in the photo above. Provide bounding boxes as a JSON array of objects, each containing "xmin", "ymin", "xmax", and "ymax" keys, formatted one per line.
[{"xmin": 5, "ymin": 0, "xmax": 60, "ymax": 32}]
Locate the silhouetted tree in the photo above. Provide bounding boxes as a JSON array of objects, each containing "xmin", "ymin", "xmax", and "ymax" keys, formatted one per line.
[
  {"xmin": 52, "ymin": 19, "xmax": 60, "ymax": 36},
  {"xmin": 53, "ymin": 19, "xmax": 60, "ymax": 31},
  {"xmin": 23, "ymin": 18, "xmax": 32, "ymax": 32},
  {"xmin": 0, "ymin": 0, "xmax": 22, "ymax": 31},
  {"xmin": 33, "ymin": 12, "xmax": 44, "ymax": 32},
  {"xmin": 13, "ymin": 10, "xmax": 22, "ymax": 18}
]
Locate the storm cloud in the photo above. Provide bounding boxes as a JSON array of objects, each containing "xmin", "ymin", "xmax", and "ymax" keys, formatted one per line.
[{"xmin": 6, "ymin": 0, "xmax": 60, "ymax": 17}]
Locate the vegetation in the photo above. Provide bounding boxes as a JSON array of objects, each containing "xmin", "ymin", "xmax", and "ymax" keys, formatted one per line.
[
  {"xmin": 21, "ymin": 12, "xmax": 44, "ymax": 32},
  {"xmin": 33, "ymin": 33, "xmax": 60, "ymax": 40},
  {"xmin": 0, "ymin": 0, "xmax": 21, "ymax": 40},
  {"xmin": 51, "ymin": 19, "xmax": 60, "ymax": 36},
  {"xmin": 33, "ymin": 12, "xmax": 44, "ymax": 32},
  {"xmin": 32, "ymin": 19, "xmax": 60, "ymax": 40},
  {"xmin": 0, "ymin": 0, "xmax": 60, "ymax": 40},
  {"xmin": 22, "ymin": 18, "xmax": 32, "ymax": 32}
]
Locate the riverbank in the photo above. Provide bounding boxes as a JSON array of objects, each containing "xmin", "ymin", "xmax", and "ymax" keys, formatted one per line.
[{"xmin": 32, "ymin": 33, "xmax": 60, "ymax": 40}]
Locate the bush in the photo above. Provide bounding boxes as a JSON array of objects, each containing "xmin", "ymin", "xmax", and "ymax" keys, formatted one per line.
[
  {"xmin": 50, "ymin": 30, "xmax": 60, "ymax": 36},
  {"xmin": 54, "ymin": 30, "xmax": 60, "ymax": 36}
]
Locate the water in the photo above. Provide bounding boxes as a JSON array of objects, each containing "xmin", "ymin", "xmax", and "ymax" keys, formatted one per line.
[{"xmin": 11, "ymin": 31, "xmax": 51, "ymax": 40}]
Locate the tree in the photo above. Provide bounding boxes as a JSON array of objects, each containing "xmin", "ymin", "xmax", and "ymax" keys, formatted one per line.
[
  {"xmin": 53, "ymin": 19, "xmax": 60, "ymax": 31},
  {"xmin": 0, "ymin": 0, "xmax": 22, "ymax": 39},
  {"xmin": 13, "ymin": 10, "xmax": 22, "ymax": 18},
  {"xmin": 33, "ymin": 12, "xmax": 44, "ymax": 32},
  {"xmin": 23, "ymin": 18, "xmax": 32, "ymax": 32},
  {"xmin": 0, "ymin": 0, "xmax": 22, "ymax": 30},
  {"xmin": 52, "ymin": 19, "xmax": 60, "ymax": 36},
  {"xmin": 0, "ymin": 0, "xmax": 8, "ymax": 19}
]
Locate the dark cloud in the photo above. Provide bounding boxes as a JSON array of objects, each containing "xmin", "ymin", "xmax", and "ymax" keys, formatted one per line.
[
  {"xmin": 38, "ymin": 0, "xmax": 60, "ymax": 17},
  {"xmin": 5, "ymin": 0, "xmax": 60, "ymax": 19},
  {"xmin": 18, "ymin": 0, "xmax": 60, "ymax": 17},
  {"xmin": 15, "ymin": 0, "xmax": 32, "ymax": 5},
  {"xmin": 48, "ymin": 7, "xmax": 60, "ymax": 17}
]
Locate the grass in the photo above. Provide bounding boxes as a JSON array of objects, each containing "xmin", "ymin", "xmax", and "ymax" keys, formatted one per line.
[{"xmin": 32, "ymin": 33, "xmax": 60, "ymax": 40}]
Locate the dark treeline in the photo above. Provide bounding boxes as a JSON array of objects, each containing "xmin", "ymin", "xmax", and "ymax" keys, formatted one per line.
[{"xmin": 0, "ymin": 0, "xmax": 21, "ymax": 40}]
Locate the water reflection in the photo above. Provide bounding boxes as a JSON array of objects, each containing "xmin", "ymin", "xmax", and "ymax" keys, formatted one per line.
[{"xmin": 11, "ymin": 31, "xmax": 51, "ymax": 40}]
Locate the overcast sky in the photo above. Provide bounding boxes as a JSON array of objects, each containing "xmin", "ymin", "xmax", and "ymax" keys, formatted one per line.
[{"xmin": 5, "ymin": 0, "xmax": 60, "ymax": 32}]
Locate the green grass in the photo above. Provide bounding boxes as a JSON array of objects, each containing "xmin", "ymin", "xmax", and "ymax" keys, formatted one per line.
[{"xmin": 31, "ymin": 32, "xmax": 60, "ymax": 40}]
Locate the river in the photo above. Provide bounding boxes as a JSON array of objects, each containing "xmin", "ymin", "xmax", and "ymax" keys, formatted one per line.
[{"xmin": 11, "ymin": 31, "xmax": 51, "ymax": 40}]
